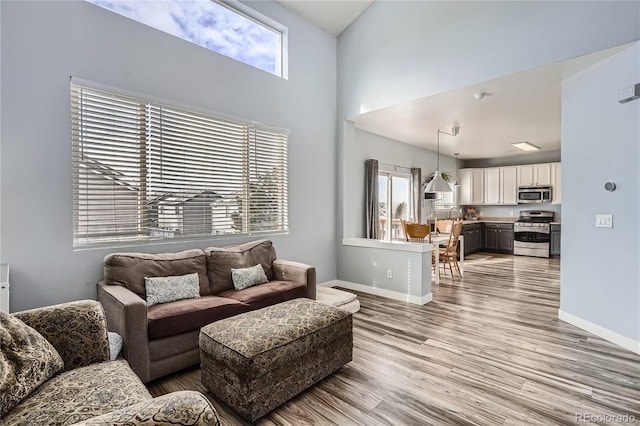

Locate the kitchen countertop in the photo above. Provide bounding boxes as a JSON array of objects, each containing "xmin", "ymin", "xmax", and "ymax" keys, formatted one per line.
[
  {"xmin": 551, "ymin": 221, "xmax": 561, "ymax": 225},
  {"xmin": 462, "ymin": 217, "xmax": 516, "ymax": 224}
]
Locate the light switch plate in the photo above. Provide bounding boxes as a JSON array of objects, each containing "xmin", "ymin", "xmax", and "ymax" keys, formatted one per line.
[{"xmin": 595, "ymin": 214, "xmax": 613, "ymax": 228}]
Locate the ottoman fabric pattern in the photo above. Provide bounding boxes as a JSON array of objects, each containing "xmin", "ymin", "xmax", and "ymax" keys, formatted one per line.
[
  {"xmin": 200, "ymin": 298, "xmax": 352, "ymax": 421},
  {"xmin": 200, "ymin": 299, "xmax": 350, "ymax": 377}
]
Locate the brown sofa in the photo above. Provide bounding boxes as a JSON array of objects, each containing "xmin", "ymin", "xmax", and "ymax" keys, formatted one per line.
[
  {"xmin": 98, "ymin": 240, "xmax": 316, "ymax": 383},
  {"xmin": 2, "ymin": 300, "xmax": 219, "ymax": 426}
]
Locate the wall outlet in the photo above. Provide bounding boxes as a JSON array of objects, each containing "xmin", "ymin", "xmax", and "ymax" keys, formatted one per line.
[
  {"xmin": 386, "ymin": 269, "xmax": 393, "ymax": 279},
  {"xmin": 510, "ymin": 211, "xmax": 514, "ymax": 217},
  {"xmin": 479, "ymin": 210, "xmax": 484, "ymax": 216},
  {"xmin": 595, "ymin": 214, "xmax": 613, "ymax": 228}
]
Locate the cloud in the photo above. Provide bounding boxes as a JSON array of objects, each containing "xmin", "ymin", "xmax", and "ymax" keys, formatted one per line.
[{"xmin": 88, "ymin": 0, "xmax": 280, "ymax": 75}]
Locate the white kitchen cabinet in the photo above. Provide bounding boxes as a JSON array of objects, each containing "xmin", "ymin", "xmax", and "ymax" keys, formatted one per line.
[
  {"xmin": 551, "ymin": 162, "xmax": 561, "ymax": 204},
  {"xmin": 535, "ymin": 163, "xmax": 552, "ymax": 185},
  {"xmin": 464, "ymin": 163, "xmax": 553, "ymax": 206},
  {"xmin": 517, "ymin": 163, "xmax": 552, "ymax": 186},
  {"xmin": 484, "ymin": 168, "xmax": 500, "ymax": 204},
  {"xmin": 459, "ymin": 168, "xmax": 483, "ymax": 205},
  {"xmin": 517, "ymin": 165, "xmax": 534, "ymax": 187},
  {"xmin": 459, "ymin": 169, "xmax": 471, "ymax": 205},
  {"xmin": 483, "ymin": 166, "xmax": 517, "ymax": 205},
  {"xmin": 501, "ymin": 166, "xmax": 518, "ymax": 204},
  {"xmin": 471, "ymin": 169, "xmax": 484, "ymax": 204}
]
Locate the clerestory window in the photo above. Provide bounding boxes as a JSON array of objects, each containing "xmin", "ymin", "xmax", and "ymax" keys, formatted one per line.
[
  {"xmin": 87, "ymin": 0, "xmax": 288, "ymax": 78},
  {"xmin": 71, "ymin": 80, "xmax": 289, "ymax": 248}
]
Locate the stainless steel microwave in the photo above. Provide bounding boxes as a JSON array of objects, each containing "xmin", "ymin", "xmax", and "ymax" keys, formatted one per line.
[{"xmin": 517, "ymin": 186, "xmax": 552, "ymax": 204}]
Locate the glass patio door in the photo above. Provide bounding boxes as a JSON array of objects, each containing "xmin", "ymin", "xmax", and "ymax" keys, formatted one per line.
[{"xmin": 378, "ymin": 172, "xmax": 411, "ymax": 241}]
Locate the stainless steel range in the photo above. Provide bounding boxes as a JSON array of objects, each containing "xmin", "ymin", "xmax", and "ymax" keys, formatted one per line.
[{"xmin": 513, "ymin": 211, "xmax": 554, "ymax": 258}]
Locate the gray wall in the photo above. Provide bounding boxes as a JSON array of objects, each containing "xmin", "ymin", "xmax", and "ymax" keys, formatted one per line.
[
  {"xmin": 336, "ymin": 1, "xmax": 640, "ymax": 296},
  {"xmin": 338, "ymin": 1, "xmax": 640, "ymax": 117},
  {"xmin": 339, "ymin": 242, "xmax": 432, "ymax": 302},
  {"xmin": 560, "ymin": 43, "xmax": 640, "ymax": 342},
  {"xmin": 337, "ymin": 1, "xmax": 640, "ymax": 239},
  {"xmin": 343, "ymin": 127, "xmax": 457, "ymax": 238},
  {"xmin": 0, "ymin": 1, "xmax": 337, "ymax": 311},
  {"xmin": 461, "ymin": 151, "xmax": 561, "ymax": 169}
]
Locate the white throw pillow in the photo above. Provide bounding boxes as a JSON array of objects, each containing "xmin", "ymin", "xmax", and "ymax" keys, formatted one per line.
[
  {"xmin": 145, "ymin": 272, "xmax": 201, "ymax": 307},
  {"xmin": 107, "ymin": 332, "xmax": 123, "ymax": 360},
  {"xmin": 231, "ymin": 264, "xmax": 268, "ymax": 290}
]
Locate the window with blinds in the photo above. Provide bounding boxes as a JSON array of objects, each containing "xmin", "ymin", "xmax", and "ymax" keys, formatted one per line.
[
  {"xmin": 435, "ymin": 185, "xmax": 458, "ymax": 210},
  {"xmin": 71, "ymin": 81, "xmax": 289, "ymax": 247}
]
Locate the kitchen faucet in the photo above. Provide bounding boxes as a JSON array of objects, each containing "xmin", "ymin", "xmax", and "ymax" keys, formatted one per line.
[{"xmin": 448, "ymin": 207, "xmax": 458, "ymax": 220}]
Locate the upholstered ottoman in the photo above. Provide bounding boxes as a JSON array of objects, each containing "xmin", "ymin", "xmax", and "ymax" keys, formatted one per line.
[{"xmin": 199, "ymin": 298, "xmax": 352, "ymax": 422}]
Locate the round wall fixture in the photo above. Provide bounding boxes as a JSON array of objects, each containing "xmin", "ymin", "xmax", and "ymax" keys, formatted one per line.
[
  {"xmin": 604, "ymin": 182, "xmax": 616, "ymax": 192},
  {"xmin": 473, "ymin": 92, "xmax": 487, "ymax": 100}
]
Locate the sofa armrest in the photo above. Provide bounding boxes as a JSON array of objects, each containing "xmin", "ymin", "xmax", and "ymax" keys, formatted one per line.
[
  {"xmin": 13, "ymin": 300, "xmax": 110, "ymax": 371},
  {"xmin": 273, "ymin": 259, "xmax": 316, "ymax": 299},
  {"xmin": 71, "ymin": 391, "xmax": 220, "ymax": 426},
  {"xmin": 97, "ymin": 281, "xmax": 150, "ymax": 382}
]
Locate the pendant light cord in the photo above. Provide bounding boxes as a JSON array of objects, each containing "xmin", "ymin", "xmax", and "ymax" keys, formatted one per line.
[{"xmin": 436, "ymin": 130, "xmax": 441, "ymax": 170}]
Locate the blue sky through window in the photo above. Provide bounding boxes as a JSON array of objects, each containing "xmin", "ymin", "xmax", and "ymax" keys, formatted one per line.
[{"xmin": 88, "ymin": 0, "xmax": 283, "ymax": 76}]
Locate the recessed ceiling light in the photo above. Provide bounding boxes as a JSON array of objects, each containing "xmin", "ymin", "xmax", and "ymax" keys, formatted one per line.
[{"xmin": 511, "ymin": 141, "xmax": 540, "ymax": 152}]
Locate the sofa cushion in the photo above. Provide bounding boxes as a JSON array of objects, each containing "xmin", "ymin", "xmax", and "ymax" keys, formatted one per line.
[
  {"xmin": 1, "ymin": 359, "xmax": 151, "ymax": 426},
  {"xmin": 72, "ymin": 391, "xmax": 221, "ymax": 426},
  {"xmin": 147, "ymin": 296, "xmax": 251, "ymax": 340},
  {"xmin": 145, "ymin": 272, "xmax": 201, "ymax": 307},
  {"xmin": 205, "ymin": 239, "xmax": 276, "ymax": 294},
  {"xmin": 217, "ymin": 280, "xmax": 306, "ymax": 310},
  {"xmin": 104, "ymin": 249, "xmax": 210, "ymax": 298},
  {"xmin": 231, "ymin": 264, "xmax": 268, "ymax": 290},
  {"xmin": 0, "ymin": 311, "xmax": 65, "ymax": 417}
]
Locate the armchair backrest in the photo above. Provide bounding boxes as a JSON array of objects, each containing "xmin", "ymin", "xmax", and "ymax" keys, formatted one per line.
[{"xmin": 13, "ymin": 300, "xmax": 110, "ymax": 371}]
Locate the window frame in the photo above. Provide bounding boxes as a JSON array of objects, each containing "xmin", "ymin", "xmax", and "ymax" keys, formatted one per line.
[
  {"xmin": 434, "ymin": 183, "xmax": 459, "ymax": 211},
  {"xmin": 224, "ymin": 0, "xmax": 289, "ymax": 79},
  {"xmin": 378, "ymin": 169, "xmax": 414, "ymax": 242},
  {"xmin": 71, "ymin": 78, "xmax": 289, "ymax": 249},
  {"xmin": 86, "ymin": 0, "xmax": 289, "ymax": 79}
]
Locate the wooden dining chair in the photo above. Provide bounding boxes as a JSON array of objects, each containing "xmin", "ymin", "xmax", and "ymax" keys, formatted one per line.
[
  {"xmin": 438, "ymin": 219, "xmax": 464, "ymax": 279},
  {"xmin": 404, "ymin": 222, "xmax": 431, "ymax": 243},
  {"xmin": 436, "ymin": 219, "xmax": 453, "ymax": 234},
  {"xmin": 400, "ymin": 219, "xmax": 410, "ymax": 241},
  {"xmin": 402, "ymin": 221, "xmax": 438, "ymax": 274}
]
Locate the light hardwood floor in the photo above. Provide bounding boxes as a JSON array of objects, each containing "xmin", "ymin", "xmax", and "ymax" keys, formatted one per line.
[{"xmin": 148, "ymin": 254, "xmax": 640, "ymax": 425}]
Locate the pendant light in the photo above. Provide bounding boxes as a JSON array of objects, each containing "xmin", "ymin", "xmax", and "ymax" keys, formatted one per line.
[
  {"xmin": 453, "ymin": 153, "xmax": 460, "ymax": 187},
  {"xmin": 425, "ymin": 124, "xmax": 459, "ymax": 193}
]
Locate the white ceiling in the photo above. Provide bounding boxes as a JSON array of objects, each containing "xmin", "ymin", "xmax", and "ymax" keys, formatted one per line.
[
  {"xmin": 277, "ymin": 0, "xmax": 373, "ymax": 35},
  {"xmin": 352, "ymin": 45, "xmax": 628, "ymax": 160}
]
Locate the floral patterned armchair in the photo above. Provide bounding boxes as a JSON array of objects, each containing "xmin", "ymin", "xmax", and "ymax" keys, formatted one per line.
[{"xmin": 1, "ymin": 300, "xmax": 219, "ymax": 426}]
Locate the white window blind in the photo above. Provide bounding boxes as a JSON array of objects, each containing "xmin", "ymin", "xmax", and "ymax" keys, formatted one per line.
[{"xmin": 71, "ymin": 81, "xmax": 289, "ymax": 247}]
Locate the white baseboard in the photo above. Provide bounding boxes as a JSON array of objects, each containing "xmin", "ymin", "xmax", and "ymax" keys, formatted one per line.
[
  {"xmin": 331, "ymin": 280, "xmax": 432, "ymax": 305},
  {"xmin": 317, "ymin": 280, "xmax": 340, "ymax": 288},
  {"xmin": 558, "ymin": 309, "xmax": 640, "ymax": 355}
]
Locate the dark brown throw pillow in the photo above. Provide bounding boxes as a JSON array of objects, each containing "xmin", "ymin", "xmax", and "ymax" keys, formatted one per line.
[{"xmin": 0, "ymin": 310, "xmax": 64, "ymax": 417}]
